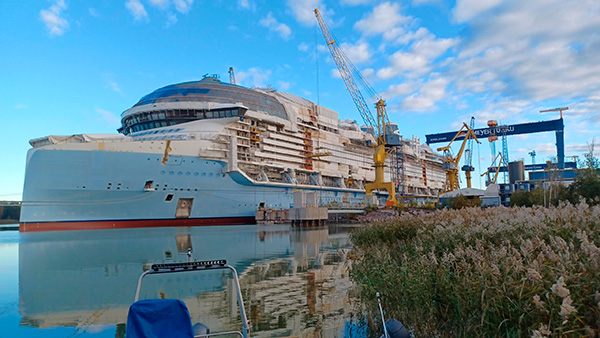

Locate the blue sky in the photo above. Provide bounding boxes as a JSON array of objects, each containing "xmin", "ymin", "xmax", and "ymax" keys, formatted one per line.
[{"xmin": 1, "ymin": 0, "xmax": 599, "ymax": 200}]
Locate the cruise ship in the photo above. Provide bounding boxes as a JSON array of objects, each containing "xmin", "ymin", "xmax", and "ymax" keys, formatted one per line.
[{"xmin": 20, "ymin": 75, "xmax": 445, "ymax": 231}]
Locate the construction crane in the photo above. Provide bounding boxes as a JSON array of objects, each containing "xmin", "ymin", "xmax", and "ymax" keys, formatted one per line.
[
  {"xmin": 437, "ymin": 122, "xmax": 480, "ymax": 192},
  {"xmin": 481, "ymin": 153, "xmax": 508, "ymax": 186},
  {"xmin": 228, "ymin": 67, "xmax": 236, "ymax": 85},
  {"xmin": 528, "ymin": 150, "xmax": 536, "ymax": 165},
  {"xmin": 461, "ymin": 117, "xmax": 476, "ymax": 188},
  {"xmin": 500, "ymin": 125, "xmax": 510, "ymax": 183},
  {"xmin": 314, "ymin": 8, "xmax": 396, "ymax": 205}
]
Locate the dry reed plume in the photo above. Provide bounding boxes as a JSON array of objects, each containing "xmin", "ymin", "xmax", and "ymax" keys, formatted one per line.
[{"xmin": 350, "ymin": 202, "xmax": 600, "ymax": 337}]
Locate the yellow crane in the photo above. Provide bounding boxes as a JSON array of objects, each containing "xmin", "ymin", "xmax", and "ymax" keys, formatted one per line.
[
  {"xmin": 481, "ymin": 153, "xmax": 508, "ymax": 186},
  {"xmin": 228, "ymin": 67, "xmax": 236, "ymax": 85},
  {"xmin": 314, "ymin": 8, "xmax": 396, "ymax": 205},
  {"xmin": 437, "ymin": 122, "xmax": 480, "ymax": 192}
]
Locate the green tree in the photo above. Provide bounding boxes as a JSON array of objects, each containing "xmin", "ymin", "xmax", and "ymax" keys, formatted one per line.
[
  {"xmin": 510, "ymin": 189, "xmax": 533, "ymax": 207},
  {"xmin": 447, "ymin": 195, "xmax": 483, "ymax": 209},
  {"xmin": 568, "ymin": 169, "xmax": 600, "ymax": 205},
  {"xmin": 567, "ymin": 140, "xmax": 600, "ymax": 205}
]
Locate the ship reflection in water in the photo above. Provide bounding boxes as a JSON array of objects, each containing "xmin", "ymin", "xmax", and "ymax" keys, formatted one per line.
[{"xmin": 18, "ymin": 224, "xmax": 359, "ymax": 337}]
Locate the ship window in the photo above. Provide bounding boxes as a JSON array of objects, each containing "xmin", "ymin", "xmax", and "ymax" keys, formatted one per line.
[
  {"xmin": 206, "ymin": 111, "xmax": 213, "ymax": 118},
  {"xmin": 225, "ymin": 110, "xmax": 233, "ymax": 117},
  {"xmin": 165, "ymin": 194, "xmax": 173, "ymax": 201},
  {"xmin": 144, "ymin": 181, "xmax": 154, "ymax": 191}
]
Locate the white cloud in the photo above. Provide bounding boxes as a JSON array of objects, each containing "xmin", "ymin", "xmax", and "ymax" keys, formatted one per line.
[
  {"xmin": 173, "ymin": 0, "xmax": 193, "ymax": 13},
  {"xmin": 377, "ymin": 52, "xmax": 429, "ymax": 79},
  {"xmin": 377, "ymin": 27, "xmax": 457, "ymax": 80},
  {"xmin": 40, "ymin": 0, "xmax": 69, "ymax": 36},
  {"xmin": 149, "ymin": 0, "xmax": 169, "ymax": 9},
  {"xmin": 88, "ymin": 8, "xmax": 99, "ymax": 17},
  {"xmin": 361, "ymin": 68, "xmax": 375, "ymax": 82},
  {"xmin": 452, "ymin": 0, "xmax": 502, "ymax": 23},
  {"xmin": 298, "ymin": 42, "xmax": 309, "ymax": 52},
  {"xmin": 478, "ymin": 99, "xmax": 533, "ymax": 122},
  {"xmin": 412, "ymin": 0, "xmax": 440, "ymax": 5},
  {"xmin": 107, "ymin": 80, "xmax": 122, "ymax": 94},
  {"xmin": 354, "ymin": 2, "xmax": 410, "ymax": 39},
  {"xmin": 339, "ymin": 41, "xmax": 372, "ymax": 65},
  {"xmin": 411, "ymin": 34, "xmax": 457, "ymax": 60},
  {"xmin": 331, "ymin": 68, "xmax": 342, "ymax": 79},
  {"xmin": 260, "ymin": 13, "xmax": 292, "ymax": 40},
  {"xmin": 341, "ymin": 0, "xmax": 372, "ymax": 5},
  {"xmin": 288, "ymin": 0, "xmax": 327, "ymax": 26},
  {"xmin": 236, "ymin": 67, "xmax": 272, "ymax": 88},
  {"xmin": 95, "ymin": 107, "xmax": 120, "ymax": 126},
  {"xmin": 570, "ymin": 92, "xmax": 600, "ymax": 126},
  {"xmin": 384, "ymin": 82, "xmax": 414, "ymax": 98},
  {"xmin": 448, "ymin": 0, "xmax": 600, "ymax": 105},
  {"xmin": 126, "ymin": 0, "xmax": 148, "ymax": 21},
  {"xmin": 166, "ymin": 12, "xmax": 177, "ymax": 27},
  {"xmin": 278, "ymin": 81, "xmax": 291, "ymax": 91},
  {"xmin": 402, "ymin": 78, "xmax": 449, "ymax": 111},
  {"xmin": 238, "ymin": 0, "xmax": 255, "ymax": 10}
]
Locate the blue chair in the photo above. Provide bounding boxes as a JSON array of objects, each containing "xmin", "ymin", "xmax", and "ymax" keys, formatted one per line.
[{"xmin": 126, "ymin": 299, "xmax": 194, "ymax": 338}]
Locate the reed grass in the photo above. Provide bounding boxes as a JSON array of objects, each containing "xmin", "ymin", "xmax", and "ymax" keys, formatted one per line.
[{"xmin": 350, "ymin": 202, "xmax": 600, "ymax": 337}]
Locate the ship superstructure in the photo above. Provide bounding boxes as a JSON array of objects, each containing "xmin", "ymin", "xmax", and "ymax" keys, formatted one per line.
[{"xmin": 20, "ymin": 76, "xmax": 444, "ymax": 231}]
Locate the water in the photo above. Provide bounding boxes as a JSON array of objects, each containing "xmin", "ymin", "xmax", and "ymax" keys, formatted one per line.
[{"xmin": 0, "ymin": 224, "xmax": 362, "ymax": 338}]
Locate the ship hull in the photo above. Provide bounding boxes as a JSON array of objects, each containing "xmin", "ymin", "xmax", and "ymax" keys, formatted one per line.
[{"xmin": 20, "ymin": 148, "xmax": 367, "ymax": 232}]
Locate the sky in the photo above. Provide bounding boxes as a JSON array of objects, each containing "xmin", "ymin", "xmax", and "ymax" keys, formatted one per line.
[{"xmin": 1, "ymin": 0, "xmax": 599, "ymax": 201}]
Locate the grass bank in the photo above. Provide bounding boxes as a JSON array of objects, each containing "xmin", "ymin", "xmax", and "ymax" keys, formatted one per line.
[{"xmin": 350, "ymin": 202, "xmax": 600, "ymax": 337}]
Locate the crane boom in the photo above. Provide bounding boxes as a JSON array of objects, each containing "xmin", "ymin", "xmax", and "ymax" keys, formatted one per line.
[
  {"xmin": 314, "ymin": 9, "xmax": 377, "ymax": 132},
  {"xmin": 314, "ymin": 8, "xmax": 395, "ymax": 205},
  {"xmin": 481, "ymin": 152, "xmax": 508, "ymax": 185},
  {"xmin": 228, "ymin": 67, "xmax": 236, "ymax": 85},
  {"xmin": 437, "ymin": 122, "xmax": 480, "ymax": 192}
]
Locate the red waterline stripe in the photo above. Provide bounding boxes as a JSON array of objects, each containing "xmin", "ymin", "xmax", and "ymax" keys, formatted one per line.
[{"xmin": 19, "ymin": 217, "xmax": 256, "ymax": 232}]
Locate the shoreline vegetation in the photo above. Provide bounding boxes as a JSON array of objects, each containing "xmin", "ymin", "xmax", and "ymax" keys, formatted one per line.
[{"xmin": 349, "ymin": 202, "xmax": 600, "ymax": 337}]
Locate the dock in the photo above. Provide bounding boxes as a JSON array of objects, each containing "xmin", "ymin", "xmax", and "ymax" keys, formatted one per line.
[
  {"xmin": 255, "ymin": 191, "xmax": 329, "ymax": 227},
  {"xmin": 289, "ymin": 191, "xmax": 328, "ymax": 227}
]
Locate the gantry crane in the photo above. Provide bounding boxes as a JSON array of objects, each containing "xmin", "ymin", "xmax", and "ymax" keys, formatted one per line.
[
  {"xmin": 314, "ymin": 8, "xmax": 396, "ymax": 205},
  {"xmin": 437, "ymin": 122, "xmax": 480, "ymax": 192},
  {"xmin": 481, "ymin": 152, "xmax": 508, "ymax": 186},
  {"xmin": 461, "ymin": 117, "xmax": 476, "ymax": 188}
]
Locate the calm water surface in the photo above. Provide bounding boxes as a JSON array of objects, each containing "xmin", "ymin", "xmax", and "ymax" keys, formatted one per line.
[{"xmin": 0, "ymin": 224, "xmax": 363, "ymax": 338}]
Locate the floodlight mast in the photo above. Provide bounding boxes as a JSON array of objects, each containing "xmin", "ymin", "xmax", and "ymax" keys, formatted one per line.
[{"xmin": 314, "ymin": 8, "xmax": 396, "ymax": 205}]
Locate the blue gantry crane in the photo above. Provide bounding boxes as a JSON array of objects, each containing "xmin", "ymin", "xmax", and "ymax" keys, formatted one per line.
[{"xmin": 426, "ymin": 117, "xmax": 566, "ymax": 169}]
